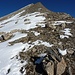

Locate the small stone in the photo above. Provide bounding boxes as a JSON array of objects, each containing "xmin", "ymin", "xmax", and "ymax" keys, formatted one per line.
[
  {"xmin": 62, "ymin": 23, "xmax": 66, "ymax": 29},
  {"xmin": 32, "ymin": 48, "xmax": 37, "ymax": 53},
  {"xmin": 57, "ymin": 58, "xmax": 67, "ymax": 75},
  {"xmin": 45, "ymin": 62, "xmax": 54, "ymax": 75},
  {"xmin": 2, "ymin": 33, "xmax": 13, "ymax": 40},
  {"xmin": 67, "ymin": 48, "xmax": 74, "ymax": 54},
  {"xmin": 6, "ymin": 68, "xmax": 11, "ymax": 74},
  {"xmin": 42, "ymin": 59, "xmax": 45, "ymax": 63},
  {"xmin": 0, "ymin": 36, "xmax": 3, "ymax": 41},
  {"xmin": 49, "ymin": 24, "xmax": 56, "ymax": 29}
]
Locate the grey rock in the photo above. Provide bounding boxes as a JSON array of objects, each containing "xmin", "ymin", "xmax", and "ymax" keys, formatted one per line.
[
  {"xmin": 2, "ymin": 33, "xmax": 13, "ymax": 40},
  {"xmin": 67, "ymin": 48, "xmax": 74, "ymax": 54}
]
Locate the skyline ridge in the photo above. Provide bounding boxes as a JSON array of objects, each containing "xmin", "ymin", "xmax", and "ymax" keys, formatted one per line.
[
  {"xmin": 0, "ymin": 0, "xmax": 75, "ymax": 18},
  {"xmin": 0, "ymin": 2, "xmax": 74, "ymax": 21}
]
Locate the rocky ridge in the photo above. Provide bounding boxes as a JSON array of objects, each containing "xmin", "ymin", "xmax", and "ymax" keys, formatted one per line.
[{"xmin": 0, "ymin": 2, "xmax": 75, "ymax": 75}]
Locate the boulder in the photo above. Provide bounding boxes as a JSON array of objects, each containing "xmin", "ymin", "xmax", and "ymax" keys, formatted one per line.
[
  {"xmin": 2, "ymin": 33, "xmax": 13, "ymax": 40},
  {"xmin": 45, "ymin": 61, "xmax": 54, "ymax": 75},
  {"xmin": 67, "ymin": 48, "xmax": 74, "ymax": 54},
  {"xmin": 0, "ymin": 35, "xmax": 3, "ymax": 41},
  {"xmin": 57, "ymin": 57, "xmax": 67, "ymax": 75}
]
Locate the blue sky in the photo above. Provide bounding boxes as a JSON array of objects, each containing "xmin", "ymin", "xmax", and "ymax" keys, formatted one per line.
[{"xmin": 0, "ymin": 0, "xmax": 75, "ymax": 17}]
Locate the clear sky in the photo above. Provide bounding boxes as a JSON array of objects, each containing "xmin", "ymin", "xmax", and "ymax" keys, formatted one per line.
[{"xmin": 0, "ymin": 0, "xmax": 75, "ymax": 18}]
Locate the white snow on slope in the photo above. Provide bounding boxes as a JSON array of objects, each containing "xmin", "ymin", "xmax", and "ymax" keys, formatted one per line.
[
  {"xmin": 60, "ymin": 28, "xmax": 72, "ymax": 39},
  {"xmin": 58, "ymin": 48, "xmax": 67, "ymax": 55},
  {"xmin": 0, "ymin": 12, "xmax": 45, "ymax": 32},
  {"xmin": 61, "ymin": 28, "xmax": 72, "ymax": 36},
  {"xmin": 0, "ymin": 42, "xmax": 27, "ymax": 75},
  {"xmin": 32, "ymin": 40, "xmax": 53, "ymax": 47},
  {"xmin": 0, "ymin": 10, "xmax": 47, "ymax": 75},
  {"xmin": 60, "ymin": 35, "xmax": 69, "ymax": 39},
  {"xmin": 52, "ymin": 21, "xmax": 72, "ymax": 26},
  {"xmin": 0, "ymin": 32, "xmax": 53, "ymax": 75},
  {"xmin": 9, "ymin": 32, "xmax": 27, "ymax": 42},
  {"xmin": 0, "ymin": 32, "xmax": 27, "ymax": 49},
  {"xmin": 0, "ymin": 10, "xmax": 25, "ymax": 25},
  {"xmin": 0, "ymin": 32, "xmax": 27, "ymax": 75},
  {"xmin": 38, "ymin": 53, "xmax": 47, "ymax": 57}
]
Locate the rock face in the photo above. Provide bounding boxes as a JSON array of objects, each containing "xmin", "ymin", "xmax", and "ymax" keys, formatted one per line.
[
  {"xmin": 45, "ymin": 62, "xmax": 54, "ymax": 75},
  {"xmin": 0, "ymin": 33, "xmax": 13, "ymax": 41},
  {"xmin": 57, "ymin": 58, "xmax": 67, "ymax": 75},
  {"xmin": 2, "ymin": 33, "xmax": 13, "ymax": 40},
  {"xmin": 0, "ymin": 2, "xmax": 75, "ymax": 75}
]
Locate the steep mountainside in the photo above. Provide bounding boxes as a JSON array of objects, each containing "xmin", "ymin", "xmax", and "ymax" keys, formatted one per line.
[{"xmin": 0, "ymin": 2, "xmax": 75, "ymax": 75}]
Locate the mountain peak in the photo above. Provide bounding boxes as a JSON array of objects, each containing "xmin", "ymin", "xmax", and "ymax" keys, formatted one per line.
[
  {"xmin": 0, "ymin": 2, "xmax": 49, "ymax": 21},
  {"xmin": 36, "ymin": 2, "xmax": 42, "ymax": 4},
  {"xmin": 0, "ymin": 2, "xmax": 74, "ymax": 22}
]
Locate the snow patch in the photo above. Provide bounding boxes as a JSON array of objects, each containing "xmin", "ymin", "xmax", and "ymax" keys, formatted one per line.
[
  {"xmin": 38, "ymin": 53, "xmax": 47, "ymax": 57},
  {"xmin": 9, "ymin": 32, "xmax": 27, "ymax": 42},
  {"xmin": 0, "ymin": 42, "xmax": 27, "ymax": 75},
  {"xmin": 0, "ymin": 39, "xmax": 53, "ymax": 75},
  {"xmin": 0, "ymin": 10, "xmax": 25, "ymax": 25},
  {"xmin": 52, "ymin": 21, "xmax": 72, "ymax": 26},
  {"xmin": 0, "ymin": 64, "xmax": 12, "ymax": 75},
  {"xmin": 31, "ymin": 31, "xmax": 40, "ymax": 36},
  {"xmin": 58, "ymin": 49, "xmax": 67, "ymax": 55},
  {"xmin": 0, "ymin": 12, "xmax": 46, "ymax": 32},
  {"xmin": 61, "ymin": 28, "xmax": 72, "ymax": 36},
  {"xmin": 60, "ymin": 28, "xmax": 72, "ymax": 39},
  {"xmin": 32, "ymin": 40, "xmax": 53, "ymax": 47},
  {"xmin": 60, "ymin": 35, "xmax": 69, "ymax": 39}
]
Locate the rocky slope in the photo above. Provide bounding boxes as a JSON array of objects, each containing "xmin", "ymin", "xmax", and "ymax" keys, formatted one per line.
[{"xmin": 0, "ymin": 2, "xmax": 75, "ymax": 75}]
